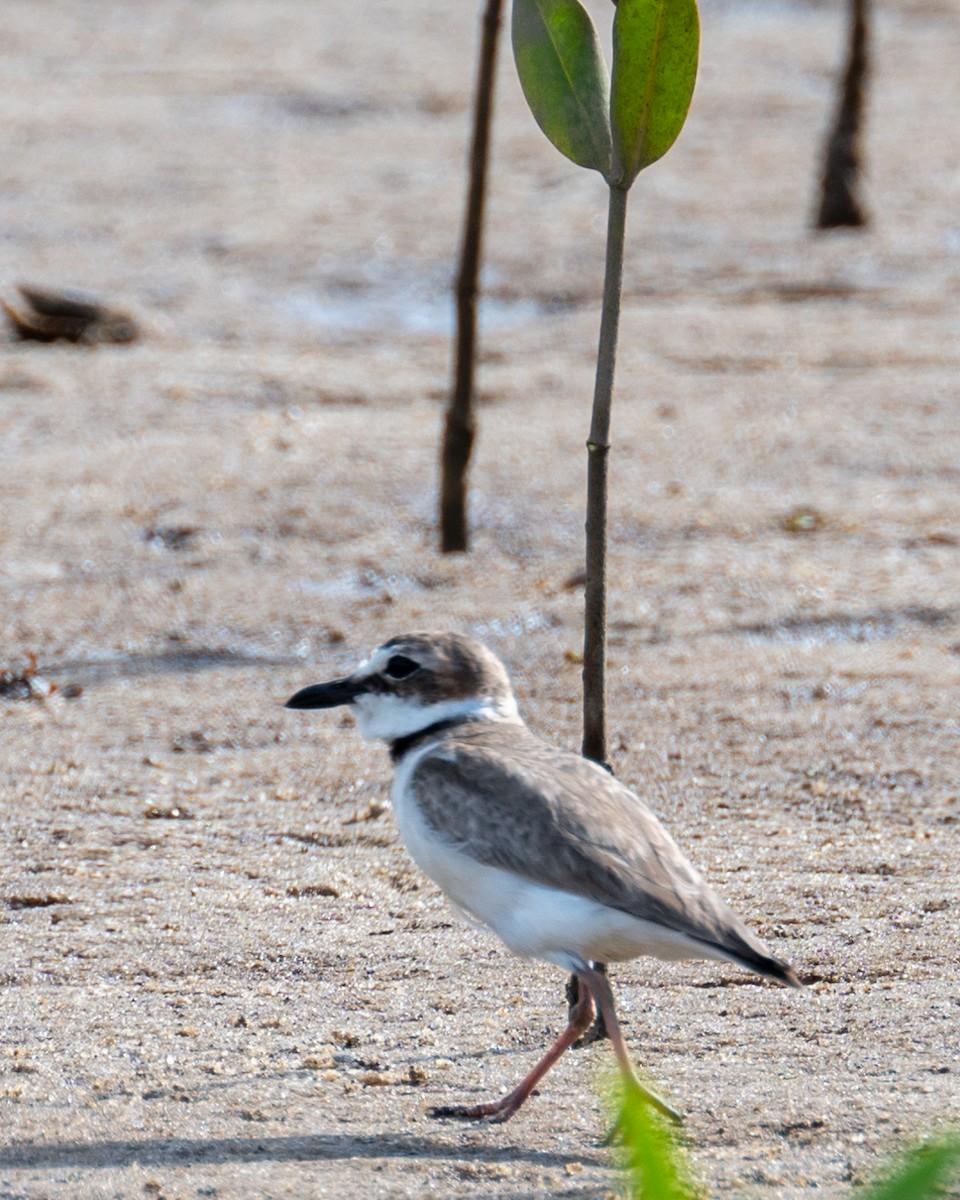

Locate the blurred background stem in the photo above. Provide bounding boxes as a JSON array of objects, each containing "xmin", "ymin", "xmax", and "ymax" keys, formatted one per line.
[
  {"xmin": 816, "ymin": 0, "xmax": 870, "ymax": 228},
  {"xmin": 439, "ymin": 0, "xmax": 504, "ymax": 552}
]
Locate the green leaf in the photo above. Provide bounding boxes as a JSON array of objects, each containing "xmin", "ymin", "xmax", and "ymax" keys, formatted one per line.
[
  {"xmin": 614, "ymin": 1077, "xmax": 698, "ymax": 1200},
  {"xmin": 611, "ymin": 0, "xmax": 699, "ymax": 188},
  {"xmin": 512, "ymin": 0, "xmax": 612, "ymax": 176},
  {"xmin": 859, "ymin": 1135, "xmax": 960, "ymax": 1200}
]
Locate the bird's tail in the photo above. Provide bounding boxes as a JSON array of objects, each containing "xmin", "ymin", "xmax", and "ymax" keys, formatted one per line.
[
  {"xmin": 734, "ymin": 946, "xmax": 803, "ymax": 988},
  {"xmin": 703, "ymin": 928, "xmax": 804, "ymax": 988}
]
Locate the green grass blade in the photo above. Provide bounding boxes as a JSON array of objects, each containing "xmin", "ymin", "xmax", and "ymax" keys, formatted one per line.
[
  {"xmin": 614, "ymin": 1076, "xmax": 698, "ymax": 1200},
  {"xmin": 611, "ymin": 0, "xmax": 699, "ymax": 188},
  {"xmin": 858, "ymin": 1134, "xmax": 960, "ymax": 1200},
  {"xmin": 512, "ymin": 0, "xmax": 612, "ymax": 176}
]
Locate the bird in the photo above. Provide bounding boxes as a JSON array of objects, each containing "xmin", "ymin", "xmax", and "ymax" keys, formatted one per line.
[{"xmin": 286, "ymin": 631, "xmax": 801, "ymax": 1124}]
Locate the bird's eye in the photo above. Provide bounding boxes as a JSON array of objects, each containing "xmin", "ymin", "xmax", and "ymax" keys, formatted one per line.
[{"xmin": 384, "ymin": 654, "xmax": 419, "ymax": 680}]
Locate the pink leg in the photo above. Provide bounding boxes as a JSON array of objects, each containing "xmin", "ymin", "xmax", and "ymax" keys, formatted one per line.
[
  {"xmin": 428, "ymin": 974, "xmax": 597, "ymax": 1123},
  {"xmin": 580, "ymin": 964, "xmax": 683, "ymax": 1124}
]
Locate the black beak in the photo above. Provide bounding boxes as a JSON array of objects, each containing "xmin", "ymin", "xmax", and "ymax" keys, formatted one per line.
[{"xmin": 285, "ymin": 676, "xmax": 366, "ymax": 710}]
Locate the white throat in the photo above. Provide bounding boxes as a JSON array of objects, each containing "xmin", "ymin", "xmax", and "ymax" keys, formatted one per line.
[{"xmin": 352, "ymin": 692, "xmax": 520, "ymax": 742}]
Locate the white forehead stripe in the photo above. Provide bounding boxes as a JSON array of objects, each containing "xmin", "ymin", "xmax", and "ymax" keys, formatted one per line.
[{"xmin": 355, "ymin": 645, "xmax": 396, "ymax": 678}]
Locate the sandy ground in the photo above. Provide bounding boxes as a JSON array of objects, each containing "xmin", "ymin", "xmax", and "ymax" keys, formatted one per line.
[{"xmin": 2, "ymin": 0, "xmax": 960, "ymax": 1196}]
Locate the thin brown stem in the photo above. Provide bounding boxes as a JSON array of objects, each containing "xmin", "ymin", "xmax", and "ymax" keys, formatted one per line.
[
  {"xmin": 573, "ymin": 185, "xmax": 629, "ymax": 1044},
  {"xmin": 568, "ymin": 960, "xmax": 610, "ymax": 1046},
  {"xmin": 582, "ymin": 183, "xmax": 628, "ymax": 765},
  {"xmin": 439, "ymin": 0, "xmax": 504, "ymax": 552},
  {"xmin": 815, "ymin": 0, "xmax": 869, "ymax": 229}
]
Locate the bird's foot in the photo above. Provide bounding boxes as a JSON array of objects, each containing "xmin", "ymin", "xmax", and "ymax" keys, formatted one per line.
[
  {"xmin": 637, "ymin": 1085, "xmax": 683, "ymax": 1125},
  {"xmin": 427, "ymin": 1099, "xmax": 519, "ymax": 1124},
  {"xmin": 601, "ymin": 1085, "xmax": 684, "ymax": 1142}
]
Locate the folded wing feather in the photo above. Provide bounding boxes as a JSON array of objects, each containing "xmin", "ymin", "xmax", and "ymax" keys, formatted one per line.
[{"xmin": 411, "ymin": 723, "xmax": 799, "ymax": 985}]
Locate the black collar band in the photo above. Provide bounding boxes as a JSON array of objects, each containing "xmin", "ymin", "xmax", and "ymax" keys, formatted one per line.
[{"xmin": 389, "ymin": 718, "xmax": 464, "ymax": 764}]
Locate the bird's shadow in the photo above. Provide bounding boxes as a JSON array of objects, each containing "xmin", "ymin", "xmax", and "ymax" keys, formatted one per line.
[{"xmin": 0, "ymin": 1130, "xmax": 605, "ymax": 1172}]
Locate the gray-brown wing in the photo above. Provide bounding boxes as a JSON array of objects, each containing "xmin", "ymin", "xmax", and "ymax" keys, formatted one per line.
[{"xmin": 411, "ymin": 725, "xmax": 797, "ymax": 982}]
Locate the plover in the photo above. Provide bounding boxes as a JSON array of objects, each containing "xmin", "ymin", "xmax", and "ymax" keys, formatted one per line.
[{"xmin": 286, "ymin": 632, "xmax": 800, "ymax": 1123}]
